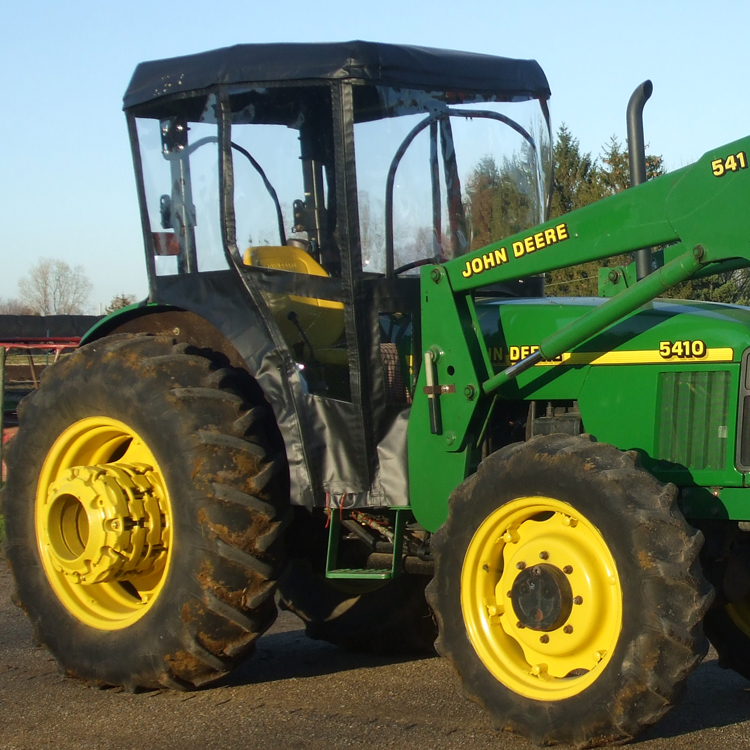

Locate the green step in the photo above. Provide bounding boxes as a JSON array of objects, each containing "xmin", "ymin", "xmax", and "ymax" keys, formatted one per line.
[
  {"xmin": 325, "ymin": 568, "xmax": 392, "ymax": 580},
  {"xmin": 325, "ymin": 507, "xmax": 411, "ymax": 581}
]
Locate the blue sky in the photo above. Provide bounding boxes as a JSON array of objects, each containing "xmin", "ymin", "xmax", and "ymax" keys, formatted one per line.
[{"xmin": 1, "ymin": 0, "xmax": 748, "ymax": 312}]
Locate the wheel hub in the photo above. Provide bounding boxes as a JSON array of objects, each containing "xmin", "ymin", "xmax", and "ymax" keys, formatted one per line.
[
  {"xmin": 510, "ymin": 564, "xmax": 573, "ymax": 631},
  {"xmin": 42, "ymin": 463, "xmax": 168, "ymax": 585}
]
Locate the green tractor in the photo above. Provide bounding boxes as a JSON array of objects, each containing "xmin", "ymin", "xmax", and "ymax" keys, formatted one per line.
[{"xmin": 6, "ymin": 40, "xmax": 750, "ymax": 745}]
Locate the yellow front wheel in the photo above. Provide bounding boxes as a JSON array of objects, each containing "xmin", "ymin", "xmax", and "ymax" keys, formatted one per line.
[
  {"xmin": 461, "ymin": 496, "xmax": 621, "ymax": 701},
  {"xmin": 427, "ymin": 434, "xmax": 711, "ymax": 747}
]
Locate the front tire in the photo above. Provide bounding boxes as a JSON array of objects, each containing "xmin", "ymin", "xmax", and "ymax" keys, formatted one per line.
[
  {"xmin": 427, "ymin": 434, "xmax": 712, "ymax": 747},
  {"xmin": 5, "ymin": 335, "xmax": 288, "ymax": 690}
]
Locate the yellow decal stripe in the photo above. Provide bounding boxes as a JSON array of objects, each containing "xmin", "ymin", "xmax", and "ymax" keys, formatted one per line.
[{"xmin": 494, "ymin": 348, "xmax": 735, "ymax": 367}]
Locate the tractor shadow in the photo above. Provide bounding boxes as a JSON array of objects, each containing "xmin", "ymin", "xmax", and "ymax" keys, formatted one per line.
[
  {"xmin": 636, "ymin": 652, "xmax": 750, "ymax": 743},
  {"xmin": 222, "ymin": 609, "xmax": 436, "ymax": 688}
]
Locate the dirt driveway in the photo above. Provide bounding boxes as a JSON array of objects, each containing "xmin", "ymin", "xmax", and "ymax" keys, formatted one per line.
[{"xmin": 2, "ymin": 559, "xmax": 750, "ymax": 750}]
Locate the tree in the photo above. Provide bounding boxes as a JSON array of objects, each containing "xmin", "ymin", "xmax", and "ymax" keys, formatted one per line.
[
  {"xmin": 105, "ymin": 294, "xmax": 137, "ymax": 313},
  {"xmin": 597, "ymin": 135, "xmax": 665, "ymax": 196},
  {"xmin": 0, "ymin": 297, "xmax": 34, "ymax": 315},
  {"xmin": 466, "ymin": 154, "xmax": 537, "ymax": 251},
  {"xmin": 549, "ymin": 125, "xmax": 605, "ymax": 218},
  {"xmin": 18, "ymin": 259, "xmax": 93, "ymax": 315},
  {"xmin": 545, "ymin": 129, "xmax": 666, "ymax": 296}
]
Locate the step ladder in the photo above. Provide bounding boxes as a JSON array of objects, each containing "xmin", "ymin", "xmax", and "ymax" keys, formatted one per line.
[{"xmin": 325, "ymin": 507, "xmax": 409, "ymax": 580}]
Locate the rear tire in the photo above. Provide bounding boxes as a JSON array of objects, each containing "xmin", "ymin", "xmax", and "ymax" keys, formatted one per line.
[
  {"xmin": 5, "ymin": 334, "xmax": 289, "ymax": 690},
  {"xmin": 427, "ymin": 434, "xmax": 712, "ymax": 746}
]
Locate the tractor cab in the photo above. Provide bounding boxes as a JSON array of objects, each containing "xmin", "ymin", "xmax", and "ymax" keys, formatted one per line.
[{"xmin": 123, "ymin": 41, "xmax": 552, "ymax": 508}]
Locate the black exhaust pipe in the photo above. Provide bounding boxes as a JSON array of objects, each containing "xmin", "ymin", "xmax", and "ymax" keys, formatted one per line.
[{"xmin": 627, "ymin": 80, "xmax": 653, "ymax": 280}]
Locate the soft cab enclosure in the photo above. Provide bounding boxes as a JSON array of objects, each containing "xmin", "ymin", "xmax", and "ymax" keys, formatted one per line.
[{"xmin": 120, "ymin": 40, "xmax": 553, "ymax": 509}]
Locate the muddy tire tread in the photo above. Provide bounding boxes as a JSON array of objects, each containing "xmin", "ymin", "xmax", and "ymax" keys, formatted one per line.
[
  {"xmin": 426, "ymin": 433, "xmax": 712, "ymax": 748},
  {"xmin": 5, "ymin": 334, "xmax": 288, "ymax": 690}
]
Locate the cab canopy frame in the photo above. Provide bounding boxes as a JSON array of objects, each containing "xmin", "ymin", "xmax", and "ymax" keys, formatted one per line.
[{"xmin": 123, "ymin": 40, "xmax": 551, "ymax": 509}]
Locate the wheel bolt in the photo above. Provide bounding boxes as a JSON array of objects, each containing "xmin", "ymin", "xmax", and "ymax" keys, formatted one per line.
[
  {"xmin": 516, "ymin": 621, "xmax": 525, "ymax": 629},
  {"xmin": 482, "ymin": 564, "xmax": 489, "ymax": 572},
  {"xmin": 573, "ymin": 595, "xmax": 583, "ymax": 605},
  {"xmin": 539, "ymin": 551, "xmax": 549, "ymax": 560},
  {"xmin": 564, "ymin": 625, "xmax": 574, "ymax": 634},
  {"xmin": 563, "ymin": 565, "xmax": 573, "ymax": 575},
  {"xmin": 539, "ymin": 634, "xmax": 549, "ymax": 644},
  {"xmin": 516, "ymin": 561, "xmax": 526, "ymax": 570},
  {"xmin": 506, "ymin": 590, "xmax": 512, "ymax": 598}
]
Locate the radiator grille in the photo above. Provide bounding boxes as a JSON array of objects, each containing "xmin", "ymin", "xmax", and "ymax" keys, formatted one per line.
[{"xmin": 657, "ymin": 371, "xmax": 730, "ymax": 470}]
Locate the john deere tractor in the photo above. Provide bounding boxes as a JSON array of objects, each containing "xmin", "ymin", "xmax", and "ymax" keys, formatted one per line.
[{"xmin": 7, "ymin": 40, "xmax": 750, "ymax": 745}]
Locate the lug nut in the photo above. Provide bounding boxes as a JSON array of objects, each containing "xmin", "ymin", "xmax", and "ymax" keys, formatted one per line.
[
  {"xmin": 540, "ymin": 634, "xmax": 549, "ymax": 644},
  {"xmin": 563, "ymin": 565, "xmax": 573, "ymax": 575},
  {"xmin": 516, "ymin": 621, "xmax": 525, "ymax": 629},
  {"xmin": 564, "ymin": 625, "xmax": 574, "ymax": 634},
  {"xmin": 506, "ymin": 590, "xmax": 512, "ymax": 598},
  {"xmin": 539, "ymin": 551, "xmax": 549, "ymax": 560},
  {"xmin": 482, "ymin": 564, "xmax": 489, "ymax": 572},
  {"xmin": 516, "ymin": 561, "xmax": 526, "ymax": 570},
  {"xmin": 573, "ymin": 596, "xmax": 583, "ymax": 605}
]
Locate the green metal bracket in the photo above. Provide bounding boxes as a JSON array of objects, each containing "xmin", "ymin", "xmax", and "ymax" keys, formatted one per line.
[
  {"xmin": 325, "ymin": 507, "xmax": 410, "ymax": 580},
  {"xmin": 598, "ymin": 264, "xmax": 637, "ymax": 297}
]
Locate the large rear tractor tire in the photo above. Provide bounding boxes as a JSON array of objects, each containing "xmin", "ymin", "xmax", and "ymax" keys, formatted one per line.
[
  {"xmin": 4, "ymin": 334, "xmax": 289, "ymax": 690},
  {"xmin": 427, "ymin": 434, "xmax": 712, "ymax": 747}
]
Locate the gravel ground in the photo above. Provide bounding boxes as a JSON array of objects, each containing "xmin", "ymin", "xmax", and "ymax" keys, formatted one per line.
[{"xmin": 2, "ymin": 560, "xmax": 750, "ymax": 750}]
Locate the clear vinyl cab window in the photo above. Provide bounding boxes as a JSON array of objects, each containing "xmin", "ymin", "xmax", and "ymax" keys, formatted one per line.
[
  {"xmin": 135, "ymin": 93, "xmax": 226, "ymax": 276},
  {"xmin": 352, "ymin": 85, "xmax": 552, "ymax": 276}
]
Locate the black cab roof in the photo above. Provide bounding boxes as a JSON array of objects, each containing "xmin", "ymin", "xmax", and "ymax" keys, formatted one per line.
[{"xmin": 124, "ymin": 40, "xmax": 550, "ymax": 109}]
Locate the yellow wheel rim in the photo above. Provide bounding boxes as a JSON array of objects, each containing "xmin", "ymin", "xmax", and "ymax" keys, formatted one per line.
[
  {"xmin": 35, "ymin": 417, "xmax": 172, "ymax": 630},
  {"xmin": 461, "ymin": 496, "xmax": 622, "ymax": 701}
]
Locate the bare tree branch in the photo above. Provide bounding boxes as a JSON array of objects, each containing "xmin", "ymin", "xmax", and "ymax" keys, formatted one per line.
[
  {"xmin": 0, "ymin": 297, "xmax": 35, "ymax": 314},
  {"xmin": 18, "ymin": 259, "xmax": 93, "ymax": 315}
]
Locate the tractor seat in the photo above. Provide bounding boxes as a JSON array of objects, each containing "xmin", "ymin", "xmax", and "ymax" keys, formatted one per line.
[{"xmin": 242, "ymin": 245, "xmax": 345, "ymax": 353}]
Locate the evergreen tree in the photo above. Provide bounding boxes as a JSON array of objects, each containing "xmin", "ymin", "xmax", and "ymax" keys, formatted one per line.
[
  {"xmin": 549, "ymin": 125, "xmax": 604, "ymax": 217},
  {"xmin": 546, "ymin": 130, "xmax": 665, "ymax": 296},
  {"xmin": 466, "ymin": 155, "xmax": 536, "ymax": 251}
]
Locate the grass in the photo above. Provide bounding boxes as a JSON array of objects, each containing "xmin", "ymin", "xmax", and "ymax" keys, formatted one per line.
[{"xmin": 4, "ymin": 353, "xmax": 54, "ymax": 366}]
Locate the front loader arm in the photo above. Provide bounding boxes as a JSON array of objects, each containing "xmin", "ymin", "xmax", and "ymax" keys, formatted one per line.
[
  {"xmin": 445, "ymin": 135, "xmax": 750, "ymax": 294},
  {"xmin": 409, "ymin": 136, "xmax": 750, "ymax": 531},
  {"xmin": 445, "ymin": 135, "xmax": 750, "ymax": 393}
]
